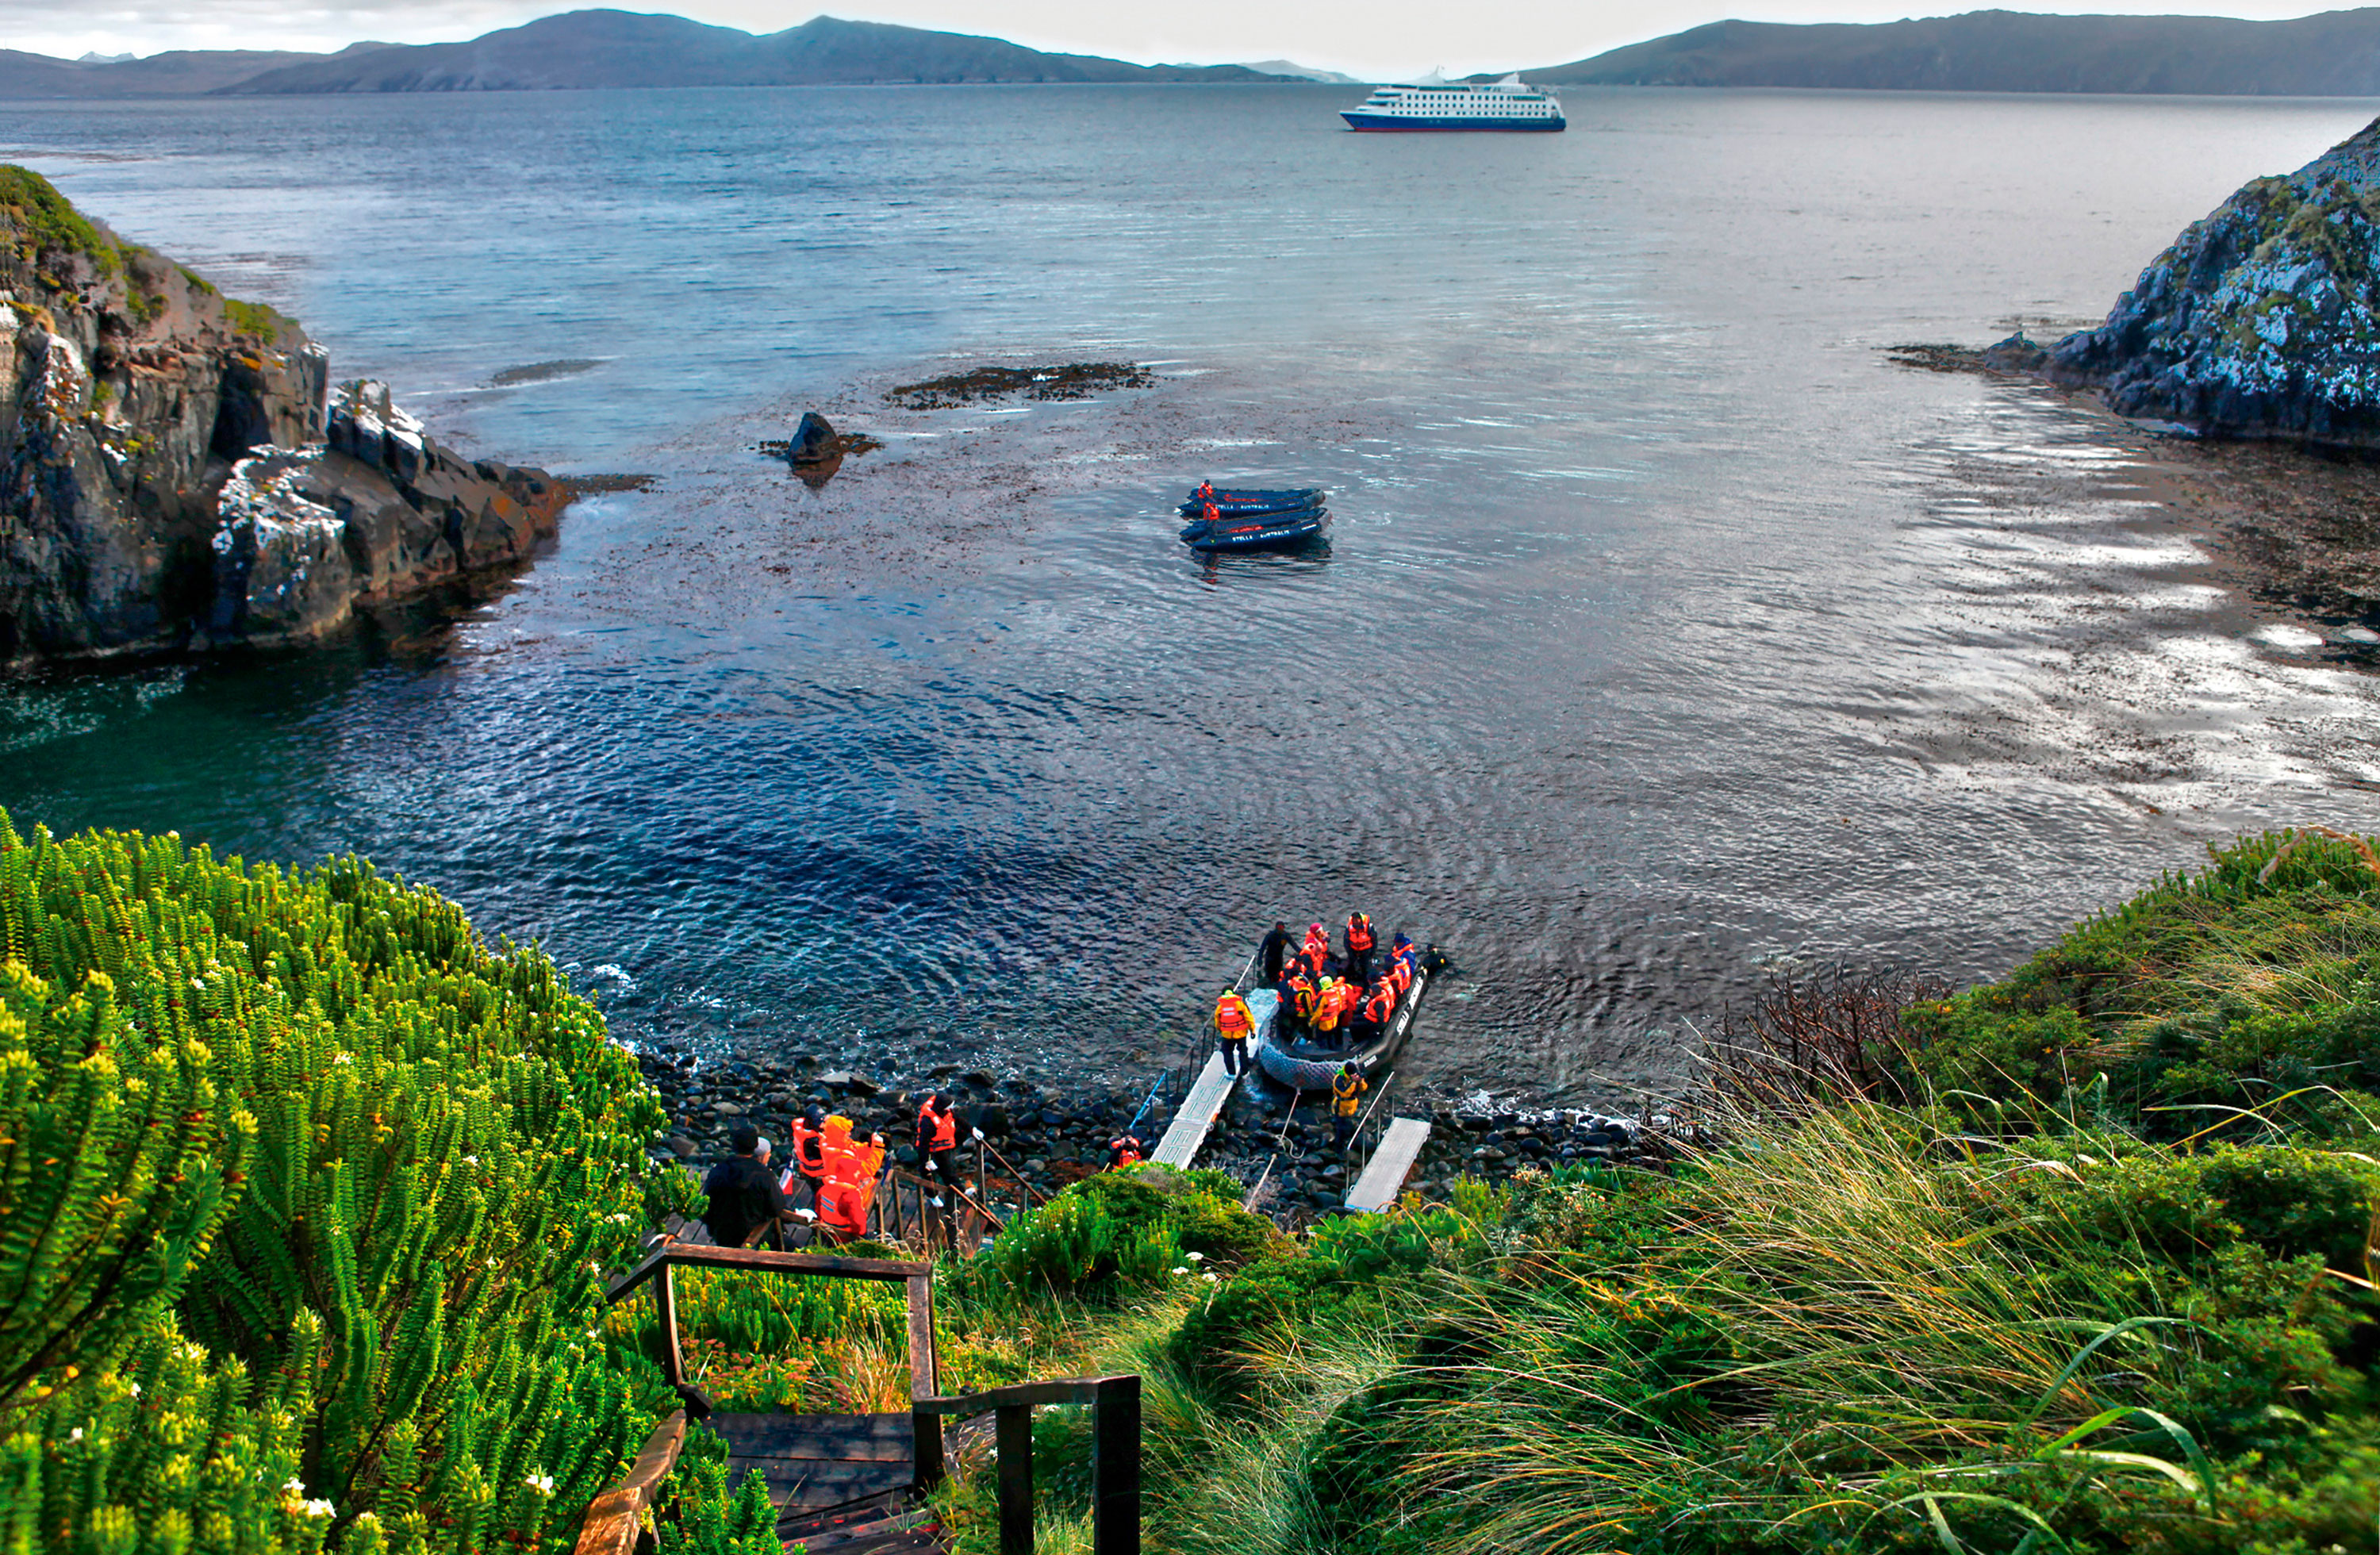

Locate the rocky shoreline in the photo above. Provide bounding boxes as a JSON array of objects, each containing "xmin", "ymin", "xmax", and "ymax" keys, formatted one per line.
[
  {"xmin": 0, "ymin": 167, "xmax": 574, "ymax": 663},
  {"xmin": 631, "ymin": 1035, "xmax": 1681, "ymax": 1218}
]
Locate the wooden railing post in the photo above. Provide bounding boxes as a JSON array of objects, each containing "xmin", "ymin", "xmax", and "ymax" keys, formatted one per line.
[
  {"xmin": 996, "ymin": 1403, "xmax": 1035, "ymax": 1555},
  {"xmin": 1090, "ymin": 1375, "xmax": 1141, "ymax": 1555},
  {"xmin": 906, "ymin": 1273, "xmax": 944, "ymax": 1490},
  {"xmin": 654, "ymin": 1262, "xmax": 685, "ymax": 1387}
]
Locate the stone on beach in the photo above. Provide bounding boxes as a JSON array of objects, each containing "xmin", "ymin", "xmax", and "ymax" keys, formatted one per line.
[{"xmin": 785, "ymin": 409, "xmax": 839, "ymax": 464}]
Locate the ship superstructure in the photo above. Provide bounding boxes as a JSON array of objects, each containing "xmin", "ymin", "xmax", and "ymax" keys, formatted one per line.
[{"xmin": 1341, "ymin": 72, "xmax": 1565, "ymax": 132}]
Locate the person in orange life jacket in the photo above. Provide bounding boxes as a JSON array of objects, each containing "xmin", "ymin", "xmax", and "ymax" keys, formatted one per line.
[
  {"xmin": 1260, "ymin": 921, "xmax": 1293, "ymax": 983},
  {"xmin": 1303, "ymin": 922, "xmax": 1330, "ymax": 971},
  {"xmin": 1275, "ymin": 968, "xmax": 1313, "ymax": 1042},
  {"xmin": 1105, "ymin": 1133, "xmax": 1144, "ymax": 1169},
  {"xmin": 1308, "ymin": 977, "xmax": 1348, "ymax": 1034},
  {"xmin": 1330, "ymin": 1062, "xmax": 1368, "ymax": 1149},
  {"xmin": 916, "ymin": 1092, "xmax": 961, "ymax": 1206},
  {"xmin": 1196, "ymin": 478, "xmax": 1215, "ymax": 506},
  {"xmin": 1345, "ymin": 911, "xmax": 1377, "ymax": 987},
  {"xmin": 703, "ymin": 1123, "xmax": 790, "ymax": 1249},
  {"xmin": 781, "ymin": 1104, "xmax": 827, "ymax": 1212},
  {"xmin": 814, "ymin": 1115, "xmax": 885, "ymax": 1243},
  {"xmin": 1215, "ymin": 987, "xmax": 1257, "ymax": 1077},
  {"xmin": 1350, "ymin": 977, "xmax": 1396, "ymax": 1047}
]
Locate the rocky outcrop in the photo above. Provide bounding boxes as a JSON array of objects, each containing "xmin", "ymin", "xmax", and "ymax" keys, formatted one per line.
[
  {"xmin": 2048, "ymin": 117, "xmax": 2380, "ymax": 445},
  {"xmin": 0, "ymin": 166, "xmax": 570, "ymax": 662}
]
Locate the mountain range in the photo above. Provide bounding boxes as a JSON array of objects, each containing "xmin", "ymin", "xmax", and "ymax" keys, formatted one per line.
[
  {"xmin": 1525, "ymin": 8, "xmax": 2380, "ymax": 94},
  {"xmin": 0, "ymin": 13, "xmax": 1276, "ymax": 97},
  {"xmin": 17, "ymin": 6, "xmax": 2380, "ymax": 99}
]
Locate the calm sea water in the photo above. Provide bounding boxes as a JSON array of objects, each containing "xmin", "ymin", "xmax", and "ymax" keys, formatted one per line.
[{"xmin": 7, "ymin": 85, "xmax": 2380, "ymax": 1106}]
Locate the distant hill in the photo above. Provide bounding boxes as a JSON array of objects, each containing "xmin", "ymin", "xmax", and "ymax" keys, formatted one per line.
[
  {"xmin": 1240, "ymin": 60, "xmax": 1361, "ymax": 84},
  {"xmin": 222, "ymin": 11, "xmax": 1275, "ymax": 94},
  {"xmin": 1530, "ymin": 8, "xmax": 2380, "ymax": 94},
  {"xmin": 0, "ymin": 47, "xmax": 344, "ymax": 98}
]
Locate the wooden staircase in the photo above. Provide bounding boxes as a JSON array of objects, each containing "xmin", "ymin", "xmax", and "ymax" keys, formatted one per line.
[{"xmin": 575, "ymin": 1240, "xmax": 1139, "ymax": 1555}]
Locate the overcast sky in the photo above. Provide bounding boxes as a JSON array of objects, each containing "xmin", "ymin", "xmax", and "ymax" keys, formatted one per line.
[{"xmin": 11, "ymin": 0, "xmax": 2349, "ymax": 79}]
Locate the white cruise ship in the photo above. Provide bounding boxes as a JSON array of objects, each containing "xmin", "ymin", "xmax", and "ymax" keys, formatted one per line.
[{"xmin": 1341, "ymin": 72, "xmax": 1565, "ymax": 132}]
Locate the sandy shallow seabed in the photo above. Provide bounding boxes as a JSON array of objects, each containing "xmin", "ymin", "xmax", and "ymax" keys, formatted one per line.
[{"xmin": 560, "ymin": 363, "xmax": 1401, "ymax": 614}]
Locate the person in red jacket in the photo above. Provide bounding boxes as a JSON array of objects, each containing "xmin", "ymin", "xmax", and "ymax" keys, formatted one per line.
[{"xmin": 916, "ymin": 1092, "xmax": 960, "ymax": 1207}]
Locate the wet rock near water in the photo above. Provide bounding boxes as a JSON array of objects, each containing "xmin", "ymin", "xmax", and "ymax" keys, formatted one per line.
[
  {"xmin": 882, "ymin": 361, "xmax": 1154, "ymax": 410},
  {"xmin": 0, "ymin": 170, "xmax": 578, "ymax": 662},
  {"xmin": 633, "ymin": 1036, "xmax": 1685, "ymax": 1220}
]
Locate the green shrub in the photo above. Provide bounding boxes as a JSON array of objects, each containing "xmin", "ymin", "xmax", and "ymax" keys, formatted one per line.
[
  {"xmin": 0, "ymin": 813, "xmax": 685, "ymax": 1553},
  {"xmin": 654, "ymin": 1426, "xmax": 777, "ymax": 1555}
]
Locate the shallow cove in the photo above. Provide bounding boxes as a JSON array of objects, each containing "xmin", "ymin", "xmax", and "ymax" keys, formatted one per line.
[{"xmin": 7, "ymin": 85, "xmax": 2380, "ymax": 1107}]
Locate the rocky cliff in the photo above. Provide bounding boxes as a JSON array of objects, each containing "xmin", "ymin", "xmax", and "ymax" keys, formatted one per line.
[
  {"xmin": 2047, "ymin": 117, "xmax": 2380, "ymax": 446},
  {"xmin": 0, "ymin": 166, "xmax": 568, "ymax": 662}
]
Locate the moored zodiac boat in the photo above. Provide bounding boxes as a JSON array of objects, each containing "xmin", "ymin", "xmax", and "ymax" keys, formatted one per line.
[
  {"xmin": 1178, "ymin": 485, "xmax": 1331, "ymax": 551},
  {"xmin": 1248, "ymin": 957, "xmax": 1433, "ymax": 1092},
  {"xmin": 1341, "ymin": 72, "xmax": 1565, "ymax": 132}
]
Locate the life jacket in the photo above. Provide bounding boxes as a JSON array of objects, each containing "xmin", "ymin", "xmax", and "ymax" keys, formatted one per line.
[
  {"xmin": 1310, "ymin": 980, "xmax": 1342, "ymax": 1031},
  {"xmin": 1330, "ymin": 981, "xmax": 1362, "ymax": 1020},
  {"xmin": 820, "ymin": 1116, "xmax": 883, "ymax": 1190},
  {"xmin": 1331, "ymin": 1069, "xmax": 1366, "ymax": 1116},
  {"xmin": 1346, "ymin": 913, "xmax": 1375, "ymax": 953},
  {"xmin": 1388, "ymin": 959, "xmax": 1412, "ymax": 996},
  {"xmin": 1201, "ymin": 500, "xmax": 1219, "ymax": 523},
  {"xmin": 1303, "ymin": 924, "xmax": 1330, "ymax": 963},
  {"xmin": 1215, "ymin": 990, "xmax": 1254, "ymax": 1036},
  {"xmin": 1362, "ymin": 983, "xmax": 1395, "ymax": 1023},
  {"xmin": 1290, "ymin": 976, "xmax": 1319, "ymax": 1019},
  {"xmin": 1107, "ymin": 1136, "xmax": 1144, "ymax": 1169},
  {"xmin": 917, "ymin": 1099, "xmax": 957, "ymax": 1154},
  {"xmin": 787, "ymin": 1117, "xmax": 823, "ymax": 1174},
  {"xmin": 1196, "ymin": 480, "xmax": 1214, "ymax": 502}
]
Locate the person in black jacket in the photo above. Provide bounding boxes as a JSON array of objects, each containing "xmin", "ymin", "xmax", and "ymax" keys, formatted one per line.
[
  {"xmin": 1260, "ymin": 921, "xmax": 1294, "ymax": 984},
  {"xmin": 702, "ymin": 1124, "xmax": 789, "ymax": 1249}
]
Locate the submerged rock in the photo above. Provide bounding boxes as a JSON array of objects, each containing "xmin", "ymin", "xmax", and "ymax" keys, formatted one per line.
[
  {"xmin": 0, "ymin": 166, "xmax": 570, "ymax": 662},
  {"xmin": 2048, "ymin": 116, "xmax": 2380, "ymax": 444}
]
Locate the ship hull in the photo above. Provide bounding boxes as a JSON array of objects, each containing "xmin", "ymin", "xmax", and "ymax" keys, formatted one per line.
[{"xmin": 1340, "ymin": 112, "xmax": 1565, "ymax": 132}]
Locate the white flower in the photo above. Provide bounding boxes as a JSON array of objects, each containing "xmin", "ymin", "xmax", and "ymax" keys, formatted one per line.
[
  {"xmin": 1184, "ymin": 1251, "xmax": 1204, "ymax": 1261},
  {"xmin": 463, "ymin": 1155, "xmax": 479, "ymax": 1167},
  {"xmin": 331, "ymin": 1054, "xmax": 353, "ymax": 1066},
  {"xmin": 285, "ymin": 1480, "xmax": 305, "ymax": 1495},
  {"xmin": 128, "ymin": 1384, "xmax": 140, "ymax": 1397},
  {"xmin": 301, "ymin": 1499, "xmax": 335, "ymax": 1519},
  {"xmin": 1171, "ymin": 1266, "xmax": 1189, "ymax": 1276},
  {"xmin": 1201, "ymin": 1273, "xmax": 1219, "ymax": 1283},
  {"xmin": 525, "ymin": 1472, "xmax": 555, "ymax": 1495},
  {"xmin": 68, "ymin": 1428, "xmax": 83, "ymax": 1442}
]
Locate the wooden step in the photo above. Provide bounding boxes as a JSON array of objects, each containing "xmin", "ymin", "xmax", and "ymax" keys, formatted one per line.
[
  {"xmin": 711, "ymin": 1411, "xmax": 918, "ymax": 1511},
  {"xmin": 777, "ymin": 1488, "xmax": 946, "ymax": 1554}
]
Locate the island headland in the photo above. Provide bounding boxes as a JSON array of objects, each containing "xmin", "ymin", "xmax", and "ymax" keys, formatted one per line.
[{"xmin": 0, "ymin": 167, "xmax": 571, "ymax": 663}]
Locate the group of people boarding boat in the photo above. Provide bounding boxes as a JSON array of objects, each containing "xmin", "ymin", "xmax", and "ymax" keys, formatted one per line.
[{"xmin": 1211, "ymin": 912, "xmax": 1421, "ymax": 1077}]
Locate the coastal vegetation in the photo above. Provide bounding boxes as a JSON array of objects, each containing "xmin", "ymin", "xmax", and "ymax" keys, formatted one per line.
[{"xmin": 4, "ymin": 812, "xmax": 2374, "ymax": 1553}]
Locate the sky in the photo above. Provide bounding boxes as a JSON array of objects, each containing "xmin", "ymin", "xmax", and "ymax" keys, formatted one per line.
[{"xmin": 6, "ymin": 0, "xmax": 2356, "ymax": 79}]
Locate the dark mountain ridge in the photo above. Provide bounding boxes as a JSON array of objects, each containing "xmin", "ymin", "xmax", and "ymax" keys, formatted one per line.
[
  {"xmin": 1534, "ymin": 8, "xmax": 2380, "ymax": 94},
  {"xmin": 0, "ymin": 11, "xmax": 1275, "ymax": 98}
]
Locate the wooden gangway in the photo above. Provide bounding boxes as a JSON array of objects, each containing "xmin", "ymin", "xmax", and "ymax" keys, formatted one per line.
[
  {"xmin": 1344, "ymin": 1117, "xmax": 1432, "ymax": 1211},
  {"xmin": 1150, "ymin": 1052, "xmax": 1238, "ymax": 1168}
]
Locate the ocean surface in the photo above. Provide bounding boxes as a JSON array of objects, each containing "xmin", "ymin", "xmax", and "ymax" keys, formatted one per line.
[{"xmin": 7, "ymin": 84, "xmax": 2380, "ymax": 1107}]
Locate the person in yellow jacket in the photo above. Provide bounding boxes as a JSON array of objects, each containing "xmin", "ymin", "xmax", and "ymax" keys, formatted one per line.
[
  {"xmin": 1215, "ymin": 987, "xmax": 1256, "ymax": 1076},
  {"xmin": 1311, "ymin": 977, "xmax": 1346, "ymax": 1034},
  {"xmin": 815, "ymin": 1115, "xmax": 885, "ymax": 1242},
  {"xmin": 1330, "ymin": 1062, "xmax": 1368, "ymax": 1149}
]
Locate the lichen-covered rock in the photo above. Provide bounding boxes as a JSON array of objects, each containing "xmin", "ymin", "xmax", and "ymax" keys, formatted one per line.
[
  {"xmin": 2050, "ymin": 116, "xmax": 2380, "ymax": 443},
  {"xmin": 0, "ymin": 166, "xmax": 571, "ymax": 662}
]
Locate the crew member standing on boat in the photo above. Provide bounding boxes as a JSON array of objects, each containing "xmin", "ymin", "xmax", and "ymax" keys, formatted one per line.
[
  {"xmin": 1303, "ymin": 922, "xmax": 1331, "ymax": 976},
  {"xmin": 1280, "ymin": 967, "xmax": 1319, "ymax": 1041},
  {"xmin": 1260, "ymin": 920, "xmax": 1294, "ymax": 983},
  {"xmin": 1331, "ymin": 1063, "xmax": 1368, "ymax": 1149},
  {"xmin": 1215, "ymin": 986, "xmax": 1256, "ymax": 1077},
  {"xmin": 1345, "ymin": 912, "xmax": 1377, "ymax": 986}
]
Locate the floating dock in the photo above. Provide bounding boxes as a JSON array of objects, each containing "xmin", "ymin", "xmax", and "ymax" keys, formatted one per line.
[
  {"xmin": 1151, "ymin": 1051, "xmax": 1238, "ymax": 1168},
  {"xmin": 1344, "ymin": 1117, "xmax": 1432, "ymax": 1211}
]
